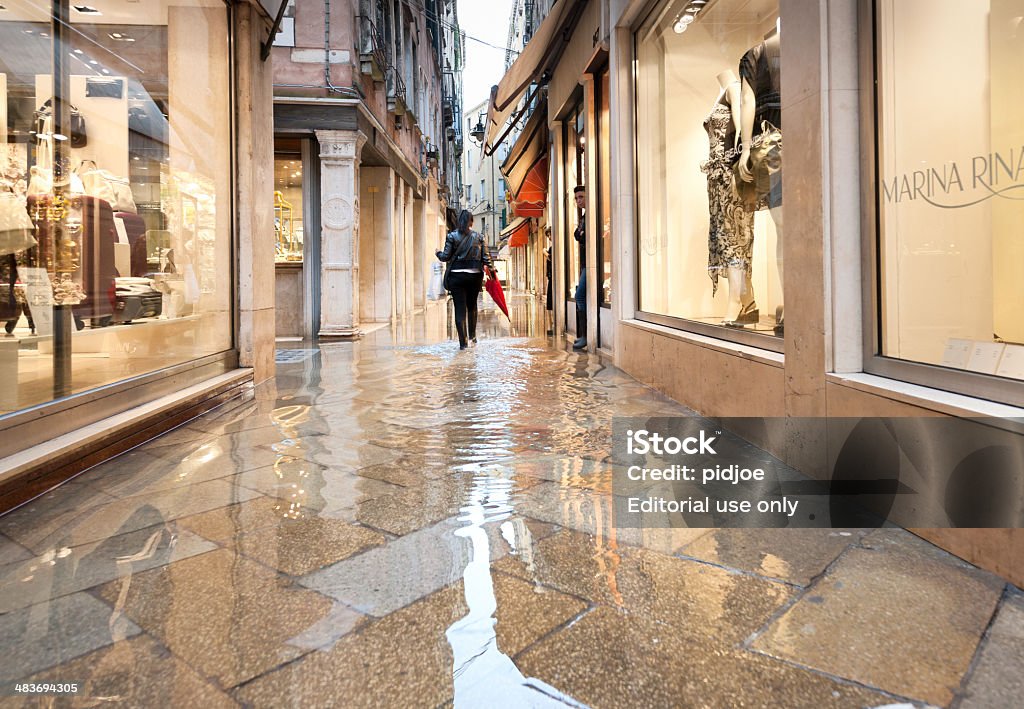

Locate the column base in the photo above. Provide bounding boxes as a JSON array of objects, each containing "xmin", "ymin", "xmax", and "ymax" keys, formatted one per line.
[{"xmin": 317, "ymin": 326, "xmax": 363, "ymax": 340}]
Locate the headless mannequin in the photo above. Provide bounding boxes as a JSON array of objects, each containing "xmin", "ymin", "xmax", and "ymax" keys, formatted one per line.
[
  {"xmin": 738, "ymin": 21, "xmax": 784, "ymax": 331},
  {"xmin": 715, "ymin": 69, "xmax": 756, "ymax": 323}
]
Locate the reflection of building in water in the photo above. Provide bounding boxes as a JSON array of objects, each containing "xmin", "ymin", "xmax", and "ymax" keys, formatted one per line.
[
  {"xmin": 269, "ymin": 403, "xmax": 313, "ymax": 520},
  {"xmin": 554, "ymin": 458, "xmax": 623, "ymax": 607}
]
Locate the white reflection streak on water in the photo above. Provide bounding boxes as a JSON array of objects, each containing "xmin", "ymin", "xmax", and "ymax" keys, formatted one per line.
[{"xmin": 446, "ymin": 474, "xmax": 577, "ymax": 708}]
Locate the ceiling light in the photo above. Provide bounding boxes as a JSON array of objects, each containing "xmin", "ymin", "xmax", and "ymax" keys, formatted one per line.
[
  {"xmin": 74, "ymin": 49, "xmax": 83, "ymax": 54},
  {"xmin": 673, "ymin": 19, "xmax": 687, "ymax": 33},
  {"xmin": 73, "ymin": 4, "xmax": 102, "ymax": 14}
]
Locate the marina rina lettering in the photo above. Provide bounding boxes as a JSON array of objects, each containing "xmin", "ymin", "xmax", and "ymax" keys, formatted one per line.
[{"xmin": 882, "ymin": 145, "xmax": 1024, "ymax": 209}]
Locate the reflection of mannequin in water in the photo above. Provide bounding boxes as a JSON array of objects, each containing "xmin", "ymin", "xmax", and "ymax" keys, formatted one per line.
[
  {"xmin": 703, "ymin": 69, "xmax": 757, "ymax": 324},
  {"xmin": 738, "ymin": 22, "xmax": 784, "ymax": 334}
]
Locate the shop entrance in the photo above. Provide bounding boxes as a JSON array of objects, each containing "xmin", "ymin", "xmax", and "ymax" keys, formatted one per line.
[{"xmin": 273, "ymin": 137, "xmax": 319, "ymax": 340}]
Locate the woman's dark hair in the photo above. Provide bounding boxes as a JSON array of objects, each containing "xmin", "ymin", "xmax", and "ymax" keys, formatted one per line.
[{"xmin": 457, "ymin": 209, "xmax": 473, "ymax": 235}]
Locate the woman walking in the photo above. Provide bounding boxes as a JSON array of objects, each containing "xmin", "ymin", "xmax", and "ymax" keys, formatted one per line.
[{"xmin": 437, "ymin": 210, "xmax": 494, "ymax": 349}]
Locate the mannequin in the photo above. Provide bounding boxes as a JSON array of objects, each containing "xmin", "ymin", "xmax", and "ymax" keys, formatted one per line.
[
  {"xmin": 702, "ymin": 70, "xmax": 757, "ymax": 325},
  {"xmin": 738, "ymin": 22, "xmax": 784, "ymax": 335}
]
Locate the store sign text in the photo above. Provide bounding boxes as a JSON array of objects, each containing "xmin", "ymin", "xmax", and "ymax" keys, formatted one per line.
[{"xmin": 883, "ymin": 145, "xmax": 1024, "ymax": 209}]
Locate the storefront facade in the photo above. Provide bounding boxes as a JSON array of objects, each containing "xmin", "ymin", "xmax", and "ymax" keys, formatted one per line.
[
  {"xmin": 489, "ymin": 0, "xmax": 1024, "ymax": 584},
  {"xmin": 0, "ymin": 0, "xmax": 277, "ymax": 509}
]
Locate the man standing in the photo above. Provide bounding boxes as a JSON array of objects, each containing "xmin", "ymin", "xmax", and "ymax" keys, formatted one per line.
[{"xmin": 572, "ymin": 185, "xmax": 587, "ymax": 350}]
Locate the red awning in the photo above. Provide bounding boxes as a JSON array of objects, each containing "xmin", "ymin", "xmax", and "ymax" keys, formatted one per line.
[
  {"xmin": 510, "ymin": 155, "xmax": 548, "ymax": 219},
  {"xmin": 501, "ymin": 106, "xmax": 549, "ymax": 219},
  {"xmin": 501, "ymin": 217, "xmax": 531, "ymax": 247}
]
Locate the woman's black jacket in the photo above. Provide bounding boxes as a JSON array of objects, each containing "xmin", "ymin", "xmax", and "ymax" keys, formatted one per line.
[{"xmin": 436, "ymin": 230, "xmax": 493, "ymax": 271}]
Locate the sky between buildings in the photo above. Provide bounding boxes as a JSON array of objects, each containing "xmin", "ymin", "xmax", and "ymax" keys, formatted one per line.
[{"xmin": 459, "ymin": 0, "xmax": 518, "ymax": 116}]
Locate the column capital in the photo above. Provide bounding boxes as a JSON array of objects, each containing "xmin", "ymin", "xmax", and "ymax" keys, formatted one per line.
[{"xmin": 315, "ymin": 129, "xmax": 367, "ymax": 162}]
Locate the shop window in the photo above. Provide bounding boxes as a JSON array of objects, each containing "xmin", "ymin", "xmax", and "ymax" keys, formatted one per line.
[
  {"xmin": 0, "ymin": 0, "xmax": 232, "ymax": 415},
  {"xmin": 597, "ymin": 68, "xmax": 612, "ymax": 309},
  {"xmin": 274, "ymin": 143, "xmax": 305, "ymax": 263},
  {"xmin": 873, "ymin": 0, "xmax": 1024, "ymax": 393},
  {"xmin": 563, "ymin": 98, "xmax": 584, "ymax": 302},
  {"xmin": 635, "ymin": 0, "xmax": 784, "ymax": 340}
]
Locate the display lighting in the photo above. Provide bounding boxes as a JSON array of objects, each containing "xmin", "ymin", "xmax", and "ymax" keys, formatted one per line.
[{"xmin": 672, "ymin": 0, "xmax": 706, "ymax": 34}]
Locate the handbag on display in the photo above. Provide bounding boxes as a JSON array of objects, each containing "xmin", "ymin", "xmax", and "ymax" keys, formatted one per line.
[
  {"xmin": 78, "ymin": 161, "xmax": 137, "ymax": 213},
  {"xmin": 27, "ymin": 164, "xmax": 85, "ymax": 197},
  {"xmin": 34, "ymin": 99, "xmax": 87, "ymax": 148},
  {"xmin": 732, "ymin": 120, "xmax": 782, "ymax": 212},
  {"xmin": 0, "ymin": 192, "xmax": 37, "ymax": 256}
]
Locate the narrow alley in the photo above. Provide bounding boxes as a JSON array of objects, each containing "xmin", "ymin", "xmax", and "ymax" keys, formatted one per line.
[{"xmin": 0, "ymin": 298, "xmax": 1019, "ymax": 708}]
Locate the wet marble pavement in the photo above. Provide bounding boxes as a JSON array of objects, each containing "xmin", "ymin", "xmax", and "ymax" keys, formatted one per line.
[{"xmin": 0, "ymin": 296, "xmax": 1021, "ymax": 708}]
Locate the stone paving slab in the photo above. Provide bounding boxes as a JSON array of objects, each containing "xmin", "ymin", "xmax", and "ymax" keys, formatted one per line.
[
  {"xmin": 95, "ymin": 548, "xmax": 338, "ymax": 689},
  {"xmin": 8, "ymin": 635, "xmax": 238, "ymax": 709},
  {"xmin": 515, "ymin": 606, "xmax": 893, "ymax": 709},
  {"xmin": 956, "ymin": 589, "xmax": 1024, "ymax": 708},
  {"xmin": 751, "ymin": 529, "xmax": 1005, "ymax": 706},
  {"xmin": 678, "ymin": 528, "xmax": 866, "ymax": 587},
  {"xmin": 1, "ymin": 479, "xmax": 262, "ymax": 555},
  {"xmin": 0, "ymin": 592, "xmax": 140, "ymax": 684},
  {"xmin": 0, "ymin": 525, "xmax": 215, "ymax": 615},
  {"xmin": 495, "ymin": 529, "xmax": 795, "ymax": 647}
]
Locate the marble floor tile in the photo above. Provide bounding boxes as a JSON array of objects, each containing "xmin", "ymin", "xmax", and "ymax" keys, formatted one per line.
[
  {"xmin": 0, "ymin": 592, "xmax": 140, "ymax": 684},
  {"xmin": 752, "ymin": 532, "xmax": 1005, "ymax": 706},
  {"xmin": 94, "ymin": 548, "xmax": 336, "ymax": 688}
]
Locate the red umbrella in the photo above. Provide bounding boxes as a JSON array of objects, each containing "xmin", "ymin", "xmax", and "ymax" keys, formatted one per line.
[{"xmin": 485, "ymin": 271, "xmax": 510, "ymax": 320}]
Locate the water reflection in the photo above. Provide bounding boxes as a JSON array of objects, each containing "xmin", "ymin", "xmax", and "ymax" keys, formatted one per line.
[{"xmin": 446, "ymin": 470, "xmax": 579, "ymax": 708}]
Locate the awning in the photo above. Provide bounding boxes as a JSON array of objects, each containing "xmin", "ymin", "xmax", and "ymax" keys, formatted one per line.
[
  {"xmin": 501, "ymin": 106, "xmax": 549, "ymax": 219},
  {"xmin": 484, "ymin": 0, "xmax": 587, "ymax": 154},
  {"xmin": 500, "ymin": 217, "xmax": 531, "ymax": 248}
]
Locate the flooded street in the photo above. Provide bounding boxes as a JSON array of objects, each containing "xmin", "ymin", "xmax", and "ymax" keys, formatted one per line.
[{"xmin": 0, "ymin": 296, "xmax": 1019, "ymax": 708}]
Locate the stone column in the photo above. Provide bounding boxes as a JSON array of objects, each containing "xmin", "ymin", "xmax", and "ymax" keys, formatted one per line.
[{"xmin": 315, "ymin": 129, "xmax": 367, "ymax": 338}]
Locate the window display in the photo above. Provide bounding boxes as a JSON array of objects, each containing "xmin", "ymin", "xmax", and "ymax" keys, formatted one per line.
[
  {"xmin": 0, "ymin": 0, "xmax": 232, "ymax": 416},
  {"xmin": 597, "ymin": 69, "xmax": 612, "ymax": 309},
  {"xmin": 875, "ymin": 0, "xmax": 1024, "ymax": 383},
  {"xmin": 635, "ymin": 0, "xmax": 783, "ymax": 337},
  {"xmin": 274, "ymin": 147, "xmax": 305, "ymax": 263}
]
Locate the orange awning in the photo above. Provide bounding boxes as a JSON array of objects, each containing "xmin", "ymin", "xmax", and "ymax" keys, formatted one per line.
[
  {"xmin": 501, "ymin": 106, "xmax": 549, "ymax": 219},
  {"xmin": 510, "ymin": 155, "xmax": 548, "ymax": 219},
  {"xmin": 501, "ymin": 217, "xmax": 531, "ymax": 247}
]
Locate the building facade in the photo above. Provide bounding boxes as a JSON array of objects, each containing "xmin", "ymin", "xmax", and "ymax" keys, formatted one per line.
[
  {"xmin": 461, "ymin": 100, "xmax": 507, "ymax": 257},
  {"xmin": 489, "ymin": 0, "xmax": 1024, "ymax": 586},
  {"xmin": 271, "ymin": 0, "xmax": 463, "ymax": 339},
  {"xmin": 0, "ymin": 0, "xmax": 278, "ymax": 509}
]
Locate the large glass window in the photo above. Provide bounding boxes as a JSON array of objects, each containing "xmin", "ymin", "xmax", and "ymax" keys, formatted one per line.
[
  {"xmin": 597, "ymin": 68, "xmax": 612, "ymax": 309},
  {"xmin": 274, "ymin": 141, "xmax": 304, "ymax": 263},
  {"xmin": 0, "ymin": 0, "xmax": 232, "ymax": 416},
  {"xmin": 635, "ymin": 0, "xmax": 783, "ymax": 338},
  {"xmin": 563, "ymin": 98, "xmax": 584, "ymax": 301},
  {"xmin": 875, "ymin": 0, "xmax": 1024, "ymax": 386}
]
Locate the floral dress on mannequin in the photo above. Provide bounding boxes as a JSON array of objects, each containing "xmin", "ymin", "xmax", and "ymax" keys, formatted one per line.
[{"xmin": 701, "ymin": 101, "xmax": 757, "ymax": 297}]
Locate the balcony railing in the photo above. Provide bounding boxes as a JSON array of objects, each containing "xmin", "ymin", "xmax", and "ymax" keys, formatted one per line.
[
  {"xmin": 357, "ymin": 15, "xmax": 388, "ymax": 81},
  {"xmin": 387, "ymin": 66, "xmax": 407, "ymax": 115}
]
